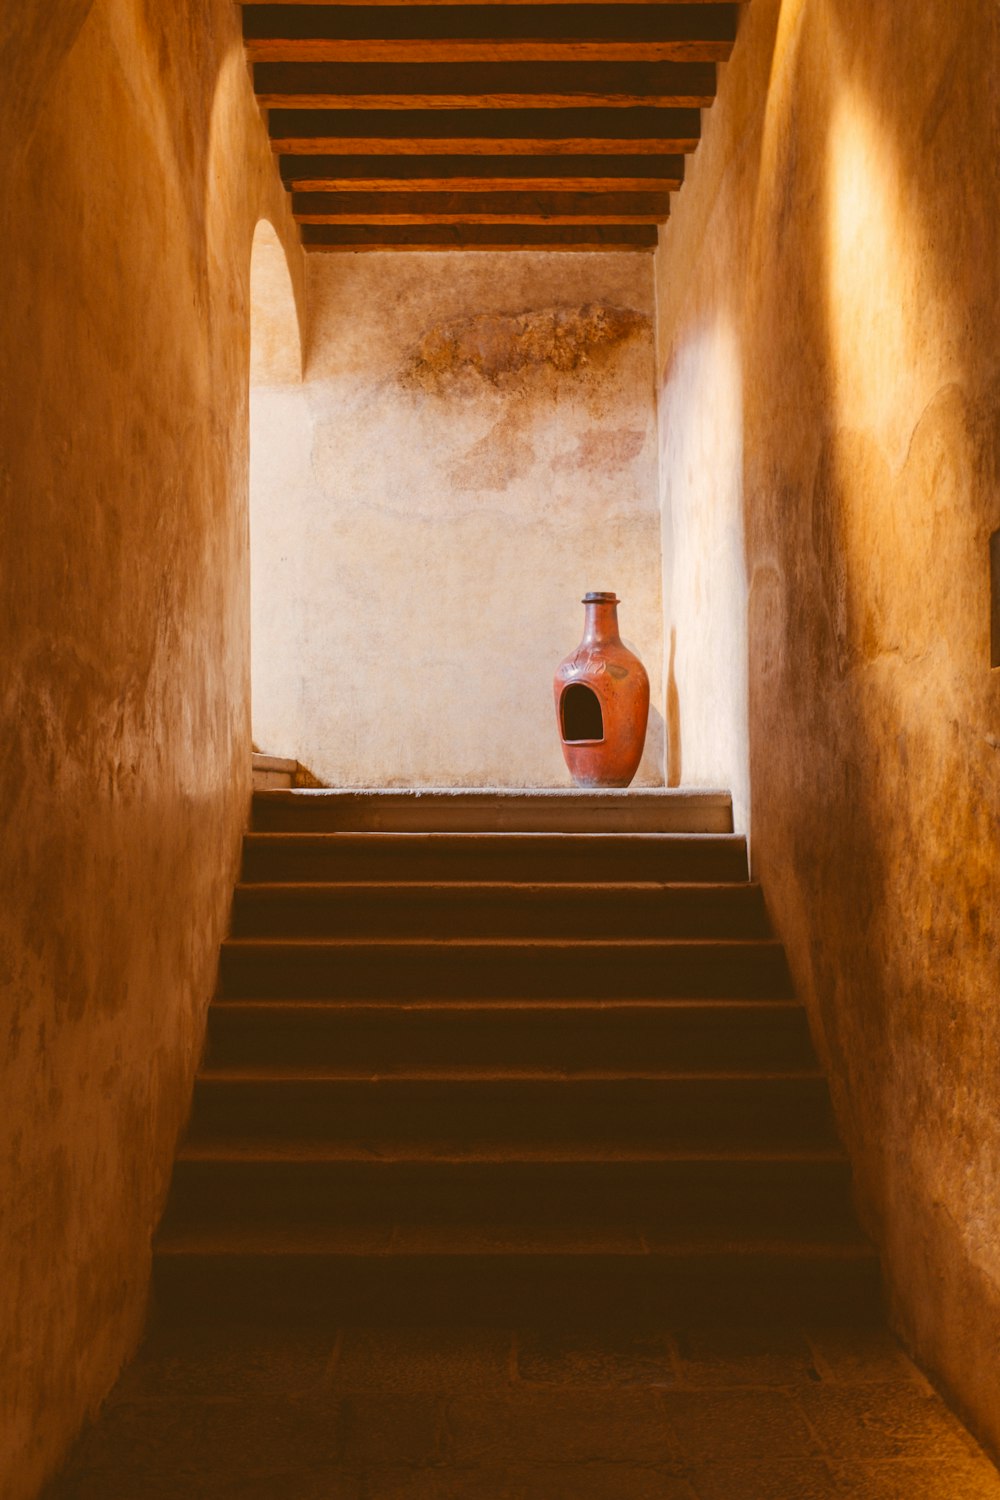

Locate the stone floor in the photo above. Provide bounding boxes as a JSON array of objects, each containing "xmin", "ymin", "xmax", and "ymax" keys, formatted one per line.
[{"xmin": 44, "ymin": 1319, "xmax": 1000, "ymax": 1499}]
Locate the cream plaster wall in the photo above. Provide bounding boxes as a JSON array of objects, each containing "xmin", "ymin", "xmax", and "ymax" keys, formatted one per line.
[
  {"xmin": 654, "ymin": 0, "xmax": 1000, "ymax": 1454},
  {"xmin": 250, "ymin": 252, "xmax": 664, "ymax": 787},
  {"xmin": 0, "ymin": 4, "xmax": 303, "ymax": 1495}
]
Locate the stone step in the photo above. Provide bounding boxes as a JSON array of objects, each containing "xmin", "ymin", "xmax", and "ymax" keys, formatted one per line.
[
  {"xmin": 229, "ymin": 880, "xmax": 769, "ymax": 939},
  {"xmin": 187, "ymin": 1070, "xmax": 835, "ymax": 1147},
  {"xmin": 217, "ymin": 936, "xmax": 792, "ymax": 999},
  {"xmin": 152, "ymin": 1229, "xmax": 881, "ymax": 1324},
  {"xmin": 164, "ymin": 1147, "xmax": 860, "ymax": 1239},
  {"xmin": 241, "ymin": 831, "xmax": 750, "ymax": 884},
  {"xmin": 252, "ymin": 753, "xmax": 296, "ymax": 791},
  {"xmin": 205, "ymin": 997, "xmax": 816, "ymax": 1072},
  {"xmin": 251, "ymin": 787, "xmax": 733, "ymax": 834}
]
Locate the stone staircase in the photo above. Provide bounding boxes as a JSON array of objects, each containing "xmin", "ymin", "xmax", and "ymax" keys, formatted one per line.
[{"xmin": 153, "ymin": 789, "xmax": 879, "ymax": 1324}]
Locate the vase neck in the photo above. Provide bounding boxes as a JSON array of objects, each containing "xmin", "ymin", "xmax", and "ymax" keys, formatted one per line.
[{"xmin": 580, "ymin": 592, "xmax": 622, "ymax": 647}]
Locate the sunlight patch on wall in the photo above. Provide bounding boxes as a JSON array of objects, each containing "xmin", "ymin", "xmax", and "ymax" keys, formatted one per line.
[
  {"xmin": 825, "ymin": 87, "xmax": 923, "ymax": 464},
  {"xmin": 658, "ymin": 317, "xmax": 749, "ymax": 832}
]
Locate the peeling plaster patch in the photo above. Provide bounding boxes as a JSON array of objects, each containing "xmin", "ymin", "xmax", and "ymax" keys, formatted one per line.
[
  {"xmin": 553, "ymin": 427, "xmax": 646, "ymax": 476},
  {"xmin": 448, "ymin": 418, "xmax": 535, "ymax": 493},
  {"xmin": 400, "ymin": 303, "xmax": 649, "ymax": 395}
]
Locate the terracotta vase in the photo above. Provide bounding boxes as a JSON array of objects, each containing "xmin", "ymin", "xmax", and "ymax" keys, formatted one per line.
[{"xmin": 553, "ymin": 592, "xmax": 650, "ymax": 787}]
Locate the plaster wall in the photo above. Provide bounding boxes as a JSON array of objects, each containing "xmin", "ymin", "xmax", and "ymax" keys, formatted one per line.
[
  {"xmin": 654, "ymin": 0, "xmax": 1000, "ymax": 1452},
  {"xmin": 0, "ymin": 4, "xmax": 303, "ymax": 1495},
  {"xmin": 250, "ymin": 252, "xmax": 664, "ymax": 787}
]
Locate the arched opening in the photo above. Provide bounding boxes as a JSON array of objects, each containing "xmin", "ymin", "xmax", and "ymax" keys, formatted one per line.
[
  {"xmin": 249, "ymin": 219, "xmax": 304, "ymax": 760},
  {"xmin": 560, "ymin": 683, "xmax": 605, "ymax": 743}
]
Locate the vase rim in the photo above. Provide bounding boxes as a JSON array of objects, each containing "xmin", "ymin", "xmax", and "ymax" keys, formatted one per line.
[{"xmin": 581, "ymin": 591, "xmax": 619, "ymax": 604}]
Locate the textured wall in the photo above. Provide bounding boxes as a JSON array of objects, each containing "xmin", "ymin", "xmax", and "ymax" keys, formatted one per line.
[
  {"xmin": 654, "ymin": 0, "xmax": 1000, "ymax": 1453},
  {"xmin": 250, "ymin": 252, "xmax": 664, "ymax": 787},
  {"xmin": 0, "ymin": 3, "xmax": 303, "ymax": 1495}
]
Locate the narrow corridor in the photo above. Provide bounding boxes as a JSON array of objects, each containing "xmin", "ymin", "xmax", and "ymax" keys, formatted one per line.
[{"xmin": 44, "ymin": 790, "xmax": 1000, "ymax": 1498}]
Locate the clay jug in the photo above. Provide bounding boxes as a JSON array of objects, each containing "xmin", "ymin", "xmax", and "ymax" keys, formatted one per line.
[{"xmin": 554, "ymin": 592, "xmax": 649, "ymax": 787}]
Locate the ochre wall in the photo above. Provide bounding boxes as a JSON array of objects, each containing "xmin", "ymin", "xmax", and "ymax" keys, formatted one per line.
[
  {"xmin": 250, "ymin": 252, "xmax": 664, "ymax": 787},
  {"xmin": 654, "ymin": 0, "xmax": 1000, "ymax": 1452},
  {"xmin": 0, "ymin": 4, "xmax": 303, "ymax": 1495}
]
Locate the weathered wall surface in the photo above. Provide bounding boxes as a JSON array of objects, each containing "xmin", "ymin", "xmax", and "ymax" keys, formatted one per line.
[
  {"xmin": 0, "ymin": 4, "xmax": 302, "ymax": 1495},
  {"xmin": 251, "ymin": 252, "xmax": 664, "ymax": 787},
  {"xmin": 655, "ymin": 0, "xmax": 1000, "ymax": 1452}
]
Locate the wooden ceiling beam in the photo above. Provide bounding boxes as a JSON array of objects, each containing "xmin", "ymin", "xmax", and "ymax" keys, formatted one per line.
[
  {"xmin": 301, "ymin": 223, "xmax": 659, "ymax": 247},
  {"xmin": 279, "ymin": 151, "xmax": 686, "ymax": 189},
  {"xmin": 268, "ymin": 106, "xmax": 701, "ymax": 152},
  {"xmin": 244, "ymin": 0, "xmax": 733, "ymax": 7},
  {"xmin": 292, "ymin": 188, "xmax": 671, "ymax": 220},
  {"xmin": 248, "ymin": 39, "xmax": 730, "ymax": 61},
  {"xmin": 243, "ymin": 4, "xmax": 738, "ymax": 61},
  {"xmin": 285, "ymin": 173, "xmax": 681, "ymax": 189},
  {"xmin": 254, "ymin": 60, "xmax": 716, "ymax": 107}
]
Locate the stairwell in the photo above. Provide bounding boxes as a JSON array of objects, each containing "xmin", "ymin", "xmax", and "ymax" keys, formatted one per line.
[{"xmin": 153, "ymin": 788, "xmax": 879, "ymax": 1326}]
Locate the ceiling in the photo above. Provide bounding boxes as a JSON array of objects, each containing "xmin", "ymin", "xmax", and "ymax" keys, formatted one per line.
[{"xmin": 241, "ymin": 0, "xmax": 745, "ymax": 252}]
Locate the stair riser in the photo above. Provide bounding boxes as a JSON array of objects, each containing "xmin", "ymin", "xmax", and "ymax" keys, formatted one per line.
[
  {"xmin": 251, "ymin": 792, "xmax": 734, "ymax": 835},
  {"xmin": 206, "ymin": 1006, "xmax": 817, "ymax": 1072},
  {"xmin": 152, "ymin": 1255, "xmax": 881, "ymax": 1326},
  {"xmin": 165, "ymin": 1161, "xmax": 860, "ymax": 1237},
  {"xmin": 230, "ymin": 887, "xmax": 770, "ymax": 940},
  {"xmin": 189, "ymin": 1077, "xmax": 834, "ymax": 1145},
  {"xmin": 218, "ymin": 943, "xmax": 792, "ymax": 1000},
  {"xmin": 252, "ymin": 771, "xmax": 293, "ymax": 791},
  {"xmin": 242, "ymin": 837, "xmax": 750, "ymax": 885}
]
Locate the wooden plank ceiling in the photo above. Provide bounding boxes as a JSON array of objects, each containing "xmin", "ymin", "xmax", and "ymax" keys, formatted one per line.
[{"xmin": 242, "ymin": 0, "xmax": 745, "ymax": 251}]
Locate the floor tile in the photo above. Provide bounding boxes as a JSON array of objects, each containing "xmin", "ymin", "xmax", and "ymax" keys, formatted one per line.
[
  {"xmin": 332, "ymin": 1326, "xmax": 513, "ymax": 1394},
  {"xmin": 675, "ymin": 1325, "xmax": 818, "ymax": 1388},
  {"xmin": 336, "ymin": 1394, "xmax": 445, "ymax": 1468},
  {"xmin": 663, "ymin": 1389, "xmax": 819, "ymax": 1460},
  {"xmin": 46, "ymin": 1462, "xmax": 361, "ymax": 1499},
  {"xmin": 444, "ymin": 1389, "xmax": 677, "ymax": 1466},
  {"xmin": 805, "ymin": 1327, "xmax": 925, "ymax": 1387},
  {"xmin": 800, "ymin": 1382, "xmax": 981, "ymax": 1462},
  {"xmin": 505, "ymin": 1465, "xmax": 698, "ymax": 1500},
  {"xmin": 690, "ymin": 1458, "xmax": 841, "ymax": 1499},
  {"xmin": 832, "ymin": 1458, "xmax": 1000, "ymax": 1498},
  {"xmin": 61, "ymin": 1396, "xmax": 341, "ymax": 1479},
  {"xmin": 110, "ymin": 1328, "xmax": 338, "ymax": 1402},
  {"xmin": 517, "ymin": 1325, "xmax": 678, "ymax": 1388},
  {"xmin": 363, "ymin": 1466, "xmax": 696, "ymax": 1500}
]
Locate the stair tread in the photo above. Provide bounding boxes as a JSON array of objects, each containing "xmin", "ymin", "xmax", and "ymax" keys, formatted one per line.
[
  {"xmin": 155, "ymin": 1225, "xmax": 874, "ymax": 1258},
  {"xmin": 196, "ymin": 1067, "xmax": 824, "ymax": 1082},
  {"xmin": 245, "ymin": 831, "xmax": 744, "ymax": 843},
  {"xmin": 255, "ymin": 788, "xmax": 731, "ymax": 798},
  {"xmin": 210, "ymin": 996, "xmax": 802, "ymax": 1011},
  {"xmin": 221, "ymin": 936, "xmax": 784, "ymax": 950},
  {"xmin": 252, "ymin": 754, "xmax": 297, "ymax": 773},
  {"xmin": 234, "ymin": 880, "xmax": 758, "ymax": 894},
  {"xmin": 176, "ymin": 1140, "xmax": 849, "ymax": 1163}
]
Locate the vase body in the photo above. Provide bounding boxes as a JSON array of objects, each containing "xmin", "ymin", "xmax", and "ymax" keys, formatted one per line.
[{"xmin": 553, "ymin": 592, "xmax": 649, "ymax": 787}]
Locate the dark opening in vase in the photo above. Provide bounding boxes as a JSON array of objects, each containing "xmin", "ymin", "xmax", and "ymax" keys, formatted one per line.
[{"xmin": 560, "ymin": 683, "xmax": 605, "ymax": 743}]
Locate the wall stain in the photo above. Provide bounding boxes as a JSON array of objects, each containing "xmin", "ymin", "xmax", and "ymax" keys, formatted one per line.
[
  {"xmin": 447, "ymin": 417, "xmax": 535, "ymax": 493},
  {"xmin": 552, "ymin": 427, "xmax": 646, "ymax": 476},
  {"xmin": 400, "ymin": 302, "xmax": 649, "ymax": 395}
]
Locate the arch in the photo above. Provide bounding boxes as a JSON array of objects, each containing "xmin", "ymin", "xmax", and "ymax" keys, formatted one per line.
[
  {"xmin": 250, "ymin": 218, "xmax": 303, "ymax": 385},
  {"xmin": 249, "ymin": 220, "xmax": 305, "ymax": 759}
]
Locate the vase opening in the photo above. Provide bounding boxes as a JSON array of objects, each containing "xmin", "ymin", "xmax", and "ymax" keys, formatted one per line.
[{"xmin": 560, "ymin": 683, "xmax": 605, "ymax": 744}]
